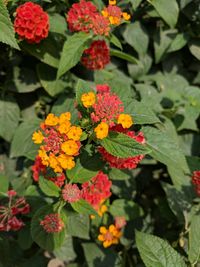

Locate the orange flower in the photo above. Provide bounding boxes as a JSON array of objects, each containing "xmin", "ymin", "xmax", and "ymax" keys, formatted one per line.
[
  {"xmin": 67, "ymin": 126, "xmax": 83, "ymax": 141},
  {"xmin": 94, "ymin": 122, "xmax": 109, "ymax": 139},
  {"xmin": 32, "ymin": 130, "xmax": 43, "ymax": 144},
  {"xmin": 59, "ymin": 112, "xmax": 71, "ymax": 124},
  {"xmin": 45, "ymin": 113, "xmax": 59, "ymax": 126},
  {"xmin": 81, "ymin": 92, "xmax": 96, "ymax": 108},
  {"xmin": 61, "ymin": 140, "xmax": 79, "ymax": 156},
  {"xmin": 117, "ymin": 114, "xmax": 133, "ymax": 128},
  {"xmin": 98, "ymin": 224, "xmax": 122, "ymax": 248}
]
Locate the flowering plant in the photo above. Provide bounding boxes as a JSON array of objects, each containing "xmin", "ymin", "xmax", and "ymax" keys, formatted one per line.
[{"xmin": 0, "ymin": 0, "xmax": 200, "ymax": 266}]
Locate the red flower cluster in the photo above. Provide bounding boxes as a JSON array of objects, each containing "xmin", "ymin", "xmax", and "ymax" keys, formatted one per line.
[
  {"xmin": 40, "ymin": 213, "xmax": 64, "ymax": 233},
  {"xmin": 192, "ymin": 171, "xmax": 200, "ymax": 196},
  {"xmin": 81, "ymin": 40, "xmax": 110, "ymax": 70},
  {"xmin": 32, "ymin": 156, "xmax": 66, "ymax": 188},
  {"xmin": 82, "ymin": 171, "xmax": 112, "ymax": 210},
  {"xmin": 67, "ymin": 0, "xmax": 110, "ymax": 36},
  {"xmin": 99, "ymin": 125, "xmax": 145, "ymax": 169},
  {"xmin": 0, "ymin": 190, "xmax": 30, "ymax": 232},
  {"xmin": 62, "ymin": 184, "xmax": 82, "ymax": 203},
  {"xmin": 91, "ymin": 88, "xmax": 124, "ymax": 125},
  {"xmin": 14, "ymin": 2, "xmax": 49, "ymax": 44}
]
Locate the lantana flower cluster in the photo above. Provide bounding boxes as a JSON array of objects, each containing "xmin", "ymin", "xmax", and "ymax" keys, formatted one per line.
[
  {"xmin": 0, "ymin": 190, "xmax": 30, "ymax": 232},
  {"xmin": 31, "ymin": 83, "xmax": 146, "ymax": 249},
  {"xmin": 32, "ymin": 112, "xmax": 82, "ymax": 174}
]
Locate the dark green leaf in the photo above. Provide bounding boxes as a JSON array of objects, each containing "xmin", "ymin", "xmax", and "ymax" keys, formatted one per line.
[
  {"xmin": 110, "ymin": 199, "xmax": 141, "ymax": 220},
  {"xmin": 0, "ymin": 174, "xmax": 9, "ymax": 194},
  {"xmin": 110, "ymin": 48, "xmax": 139, "ymax": 64},
  {"xmin": 57, "ymin": 32, "xmax": 92, "ymax": 78},
  {"xmin": 136, "ymin": 231, "xmax": 187, "ymax": 267},
  {"xmin": 71, "ymin": 199, "xmax": 97, "ymax": 215},
  {"xmin": 189, "ymin": 215, "xmax": 200, "ymax": 264},
  {"xmin": 67, "ymin": 213, "xmax": 90, "ymax": 239},
  {"xmin": 101, "ymin": 132, "xmax": 150, "ymax": 158},
  {"xmin": 38, "ymin": 176, "xmax": 60, "ymax": 197}
]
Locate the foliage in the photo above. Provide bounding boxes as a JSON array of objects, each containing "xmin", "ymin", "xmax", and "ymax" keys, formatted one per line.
[{"xmin": 0, "ymin": 0, "xmax": 200, "ymax": 267}]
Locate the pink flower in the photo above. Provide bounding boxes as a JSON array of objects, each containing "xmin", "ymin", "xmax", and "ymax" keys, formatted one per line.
[{"xmin": 62, "ymin": 184, "xmax": 82, "ymax": 203}]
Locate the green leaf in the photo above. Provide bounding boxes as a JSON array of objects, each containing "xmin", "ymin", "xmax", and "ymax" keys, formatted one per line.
[
  {"xmin": 67, "ymin": 213, "xmax": 90, "ymax": 239},
  {"xmin": 38, "ymin": 176, "xmax": 60, "ymax": 197},
  {"xmin": 71, "ymin": 199, "xmax": 97, "ymax": 215},
  {"xmin": 49, "ymin": 13, "xmax": 67, "ymax": 35},
  {"xmin": 0, "ymin": 174, "xmax": 9, "ymax": 194},
  {"xmin": 189, "ymin": 39, "xmax": 200, "ymax": 60},
  {"xmin": 189, "ymin": 215, "xmax": 200, "ymax": 264},
  {"xmin": 110, "ymin": 48, "xmax": 139, "ymax": 64},
  {"xmin": 109, "ymin": 168, "xmax": 131, "ymax": 181},
  {"xmin": 142, "ymin": 126, "xmax": 190, "ymax": 188},
  {"xmin": 53, "ymin": 235, "xmax": 76, "ymax": 262},
  {"xmin": 123, "ymin": 22, "xmax": 149, "ymax": 56},
  {"xmin": 110, "ymin": 199, "xmax": 141, "ymax": 220},
  {"xmin": 148, "ymin": 0, "xmax": 179, "ymax": 28},
  {"xmin": 136, "ymin": 231, "xmax": 187, "ymax": 267},
  {"xmin": 21, "ymin": 35, "xmax": 60, "ymax": 68},
  {"xmin": 0, "ymin": 0, "xmax": 19, "ymax": 49},
  {"xmin": 18, "ymin": 224, "xmax": 33, "ymax": 250},
  {"xmin": 0, "ymin": 95, "xmax": 20, "ymax": 142},
  {"xmin": 31, "ymin": 205, "xmax": 66, "ymax": 251},
  {"xmin": 66, "ymin": 151, "xmax": 104, "ymax": 183},
  {"xmin": 37, "ymin": 63, "xmax": 66, "ymax": 96},
  {"xmin": 130, "ymin": 0, "xmax": 143, "ymax": 10},
  {"xmin": 110, "ymin": 34, "xmax": 122, "ymax": 50},
  {"xmin": 57, "ymin": 32, "xmax": 92, "ymax": 78},
  {"xmin": 10, "ymin": 119, "xmax": 41, "ymax": 160},
  {"xmin": 101, "ymin": 132, "xmax": 150, "ymax": 158},
  {"xmin": 124, "ymin": 99, "xmax": 160, "ymax": 124}
]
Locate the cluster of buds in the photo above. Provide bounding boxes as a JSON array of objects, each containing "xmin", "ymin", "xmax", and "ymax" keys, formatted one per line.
[
  {"xmin": 0, "ymin": 190, "xmax": 30, "ymax": 232},
  {"xmin": 40, "ymin": 213, "xmax": 64, "ymax": 233},
  {"xmin": 98, "ymin": 216, "xmax": 126, "ymax": 248},
  {"xmin": 32, "ymin": 112, "xmax": 82, "ymax": 174}
]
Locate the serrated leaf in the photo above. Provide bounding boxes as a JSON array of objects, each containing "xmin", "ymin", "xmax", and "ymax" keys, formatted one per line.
[
  {"xmin": 149, "ymin": 0, "xmax": 179, "ymax": 28},
  {"xmin": 71, "ymin": 199, "xmax": 97, "ymax": 215},
  {"xmin": 0, "ymin": 0, "xmax": 19, "ymax": 49},
  {"xmin": 31, "ymin": 205, "xmax": 66, "ymax": 251},
  {"xmin": 123, "ymin": 22, "xmax": 149, "ymax": 56},
  {"xmin": 0, "ymin": 95, "xmax": 20, "ymax": 142},
  {"xmin": 110, "ymin": 48, "xmax": 139, "ymax": 64},
  {"xmin": 189, "ymin": 215, "xmax": 200, "ymax": 264},
  {"xmin": 67, "ymin": 213, "xmax": 90, "ymax": 239},
  {"xmin": 57, "ymin": 32, "xmax": 92, "ymax": 78},
  {"xmin": 38, "ymin": 176, "xmax": 60, "ymax": 197},
  {"xmin": 10, "ymin": 119, "xmax": 41, "ymax": 160},
  {"xmin": 136, "ymin": 231, "xmax": 187, "ymax": 267},
  {"xmin": 124, "ymin": 99, "xmax": 160, "ymax": 124},
  {"xmin": 101, "ymin": 132, "xmax": 150, "ymax": 158}
]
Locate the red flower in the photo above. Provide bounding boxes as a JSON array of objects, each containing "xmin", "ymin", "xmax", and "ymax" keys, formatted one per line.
[
  {"xmin": 67, "ymin": 0, "xmax": 97, "ymax": 33},
  {"xmin": 82, "ymin": 171, "xmax": 112, "ymax": 210},
  {"xmin": 192, "ymin": 171, "xmax": 200, "ymax": 196},
  {"xmin": 99, "ymin": 125, "xmax": 145, "ymax": 169},
  {"xmin": 62, "ymin": 184, "xmax": 82, "ymax": 203},
  {"xmin": 0, "ymin": 191, "xmax": 30, "ymax": 232},
  {"xmin": 91, "ymin": 90, "xmax": 124, "ymax": 126},
  {"xmin": 81, "ymin": 40, "xmax": 110, "ymax": 70},
  {"xmin": 96, "ymin": 84, "xmax": 110, "ymax": 94},
  {"xmin": 14, "ymin": 2, "xmax": 49, "ymax": 44},
  {"xmin": 91, "ymin": 14, "xmax": 110, "ymax": 36},
  {"xmin": 40, "ymin": 213, "xmax": 64, "ymax": 233}
]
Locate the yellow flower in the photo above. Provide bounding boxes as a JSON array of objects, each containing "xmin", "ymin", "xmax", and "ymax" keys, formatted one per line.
[
  {"xmin": 81, "ymin": 92, "xmax": 96, "ymax": 108},
  {"xmin": 67, "ymin": 126, "xmax": 83, "ymax": 141},
  {"xmin": 117, "ymin": 114, "xmax": 133, "ymax": 128},
  {"xmin": 32, "ymin": 130, "xmax": 43, "ymax": 144},
  {"xmin": 101, "ymin": 10, "xmax": 108, "ymax": 18},
  {"xmin": 58, "ymin": 121, "xmax": 71, "ymax": 134},
  {"xmin": 98, "ymin": 204, "xmax": 108, "ymax": 217},
  {"xmin": 61, "ymin": 140, "xmax": 79, "ymax": 156},
  {"xmin": 38, "ymin": 147, "xmax": 49, "ymax": 166},
  {"xmin": 109, "ymin": 16, "xmax": 120, "ymax": 25},
  {"xmin": 57, "ymin": 154, "xmax": 75, "ymax": 170},
  {"xmin": 45, "ymin": 113, "xmax": 59, "ymax": 126},
  {"xmin": 122, "ymin": 12, "xmax": 131, "ymax": 21},
  {"xmin": 48, "ymin": 154, "xmax": 62, "ymax": 173},
  {"xmin": 98, "ymin": 224, "xmax": 122, "ymax": 248},
  {"xmin": 59, "ymin": 112, "xmax": 71, "ymax": 124},
  {"xmin": 94, "ymin": 122, "xmax": 109, "ymax": 139},
  {"xmin": 109, "ymin": 0, "xmax": 116, "ymax": 5}
]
